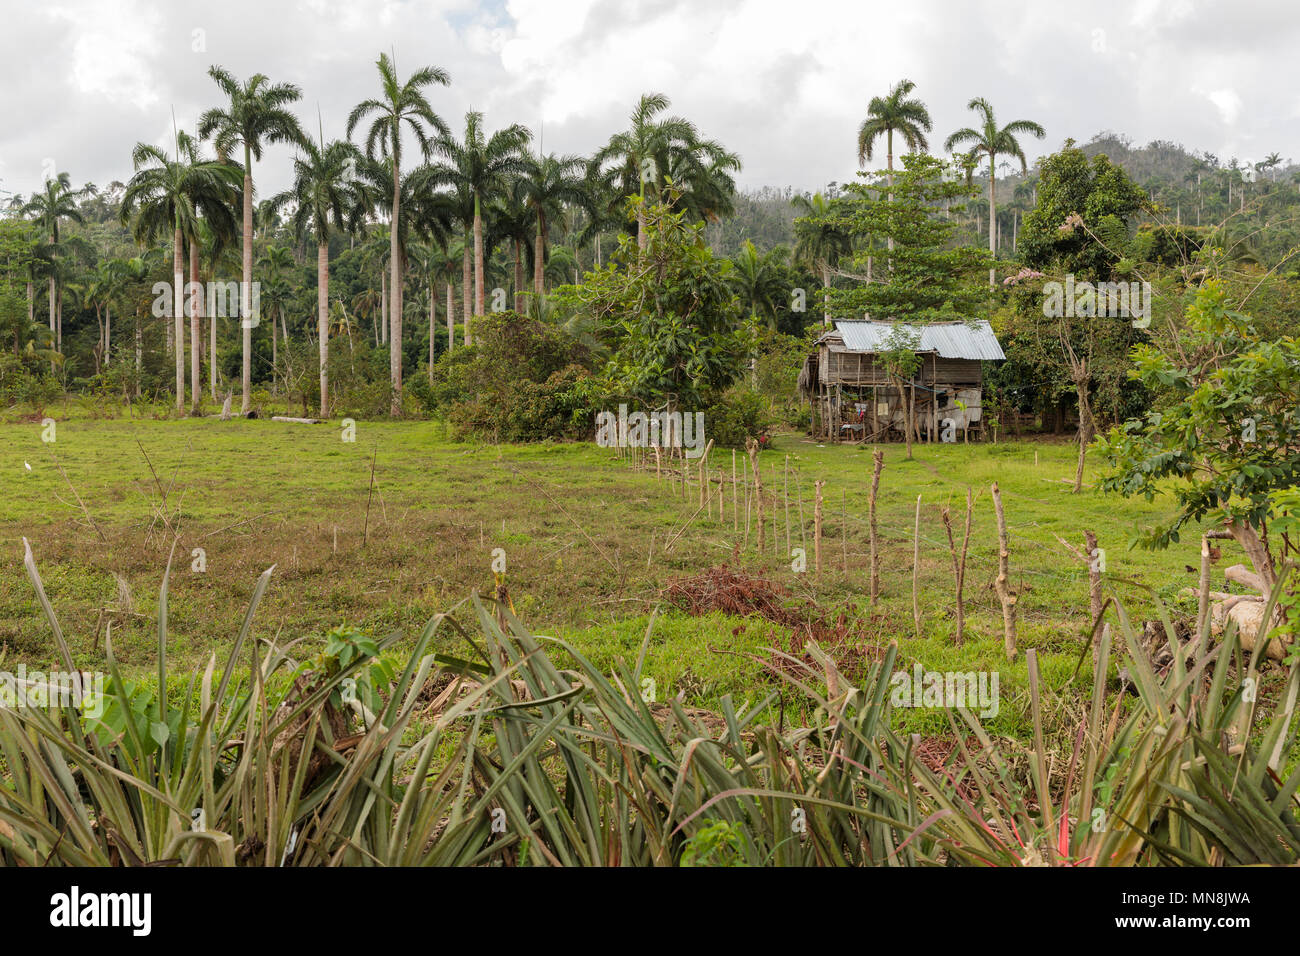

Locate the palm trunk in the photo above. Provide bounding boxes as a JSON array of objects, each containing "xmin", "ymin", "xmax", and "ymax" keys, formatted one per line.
[
  {"xmin": 318, "ymin": 241, "xmax": 329, "ymax": 418},
  {"xmin": 390, "ymin": 161, "xmax": 403, "ymax": 416},
  {"xmin": 271, "ymin": 307, "xmax": 278, "ymax": 395},
  {"xmin": 821, "ymin": 264, "xmax": 831, "ymax": 326},
  {"xmin": 534, "ymin": 211, "xmax": 546, "ymax": 295},
  {"xmin": 446, "ymin": 282, "xmax": 454, "ymax": 353},
  {"xmin": 241, "ymin": 148, "xmax": 254, "ymax": 414},
  {"xmin": 988, "ymin": 156, "xmax": 997, "ymax": 289},
  {"xmin": 172, "ymin": 225, "xmax": 185, "ymax": 411},
  {"xmin": 27, "ymin": 280, "xmax": 33, "ymax": 325},
  {"xmin": 93, "ymin": 304, "xmax": 103, "ymax": 374},
  {"xmin": 380, "ymin": 268, "xmax": 387, "ymax": 345},
  {"xmin": 886, "ymin": 128, "xmax": 895, "ymax": 258},
  {"xmin": 428, "ymin": 281, "xmax": 436, "ymax": 382},
  {"xmin": 473, "ymin": 193, "xmax": 485, "ymax": 316},
  {"xmin": 462, "ymin": 237, "xmax": 472, "ymax": 345},
  {"xmin": 209, "ymin": 283, "xmax": 218, "ymax": 401},
  {"xmin": 56, "ymin": 286, "xmax": 63, "ymax": 353},
  {"xmin": 189, "ymin": 239, "xmax": 202, "ymax": 414},
  {"xmin": 513, "ymin": 241, "xmax": 524, "ymax": 312},
  {"xmin": 47, "ymin": 277, "xmax": 55, "ymax": 372},
  {"xmin": 105, "ymin": 304, "xmax": 111, "ymax": 367}
]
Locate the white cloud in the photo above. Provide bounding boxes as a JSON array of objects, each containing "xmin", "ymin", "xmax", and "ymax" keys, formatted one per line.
[{"xmin": 0, "ymin": 0, "xmax": 1296, "ymax": 201}]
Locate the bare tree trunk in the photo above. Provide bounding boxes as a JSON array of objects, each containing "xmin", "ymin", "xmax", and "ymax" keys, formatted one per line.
[
  {"xmin": 428, "ymin": 281, "xmax": 435, "ymax": 383},
  {"xmin": 380, "ymin": 269, "xmax": 387, "ymax": 345},
  {"xmin": 942, "ymin": 488, "xmax": 973, "ymax": 646},
  {"xmin": 746, "ymin": 438, "xmax": 765, "ymax": 552}
]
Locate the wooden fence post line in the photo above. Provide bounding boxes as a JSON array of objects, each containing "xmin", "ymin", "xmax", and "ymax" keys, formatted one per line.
[
  {"xmin": 841, "ymin": 489, "xmax": 848, "ymax": 574},
  {"xmin": 732, "ymin": 449, "xmax": 738, "ymax": 533},
  {"xmin": 783, "ymin": 455, "xmax": 792, "ymax": 557},
  {"xmin": 1085, "ymin": 529, "xmax": 1103, "ymax": 653},
  {"xmin": 814, "ymin": 480, "xmax": 824, "ymax": 577},
  {"xmin": 869, "ymin": 450, "xmax": 883, "ymax": 606},
  {"xmin": 991, "ymin": 482, "xmax": 1018, "ymax": 660},
  {"xmin": 746, "ymin": 438, "xmax": 765, "ymax": 553},
  {"xmin": 942, "ymin": 487, "xmax": 973, "ymax": 646},
  {"xmin": 912, "ymin": 494, "xmax": 922, "ymax": 638}
]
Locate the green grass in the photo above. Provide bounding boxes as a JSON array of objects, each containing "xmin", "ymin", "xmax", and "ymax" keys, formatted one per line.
[{"xmin": 0, "ymin": 412, "xmax": 1243, "ymax": 743}]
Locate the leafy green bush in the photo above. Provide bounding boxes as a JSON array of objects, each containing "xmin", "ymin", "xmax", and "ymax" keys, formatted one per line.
[{"xmin": 702, "ymin": 388, "xmax": 774, "ymax": 447}]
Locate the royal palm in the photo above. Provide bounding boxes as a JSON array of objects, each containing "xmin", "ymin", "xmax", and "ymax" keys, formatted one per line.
[
  {"xmin": 199, "ymin": 67, "xmax": 306, "ymax": 413},
  {"xmin": 945, "ymin": 97, "xmax": 1045, "ymax": 287},
  {"xmin": 347, "ymin": 53, "xmax": 450, "ymax": 415}
]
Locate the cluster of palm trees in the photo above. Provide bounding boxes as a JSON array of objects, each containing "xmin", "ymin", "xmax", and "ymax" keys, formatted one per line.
[
  {"xmin": 75, "ymin": 56, "xmax": 741, "ymax": 418},
  {"xmin": 850, "ymin": 79, "xmax": 1046, "ymax": 288}
]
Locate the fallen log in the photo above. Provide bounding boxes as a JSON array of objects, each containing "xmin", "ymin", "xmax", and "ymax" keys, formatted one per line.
[{"xmin": 271, "ymin": 416, "xmax": 325, "ymax": 424}]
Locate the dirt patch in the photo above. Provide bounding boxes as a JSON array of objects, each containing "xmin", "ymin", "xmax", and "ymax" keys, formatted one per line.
[{"xmin": 662, "ymin": 565, "xmax": 882, "ymax": 681}]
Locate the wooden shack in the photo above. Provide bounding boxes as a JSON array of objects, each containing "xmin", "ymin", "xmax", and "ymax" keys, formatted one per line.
[{"xmin": 798, "ymin": 319, "xmax": 1006, "ymax": 442}]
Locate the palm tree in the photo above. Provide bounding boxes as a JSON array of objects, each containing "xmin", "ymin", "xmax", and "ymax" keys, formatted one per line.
[
  {"xmin": 430, "ymin": 112, "xmax": 531, "ymax": 321},
  {"xmin": 85, "ymin": 258, "xmax": 129, "ymax": 372},
  {"xmin": 270, "ymin": 138, "xmax": 361, "ymax": 417},
  {"xmin": 731, "ymin": 241, "xmax": 787, "ymax": 386},
  {"xmin": 199, "ymin": 66, "xmax": 306, "ymax": 413},
  {"xmin": 596, "ymin": 93, "xmax": 700, "ymax": 251},
  {"xmin": 945, "ymin": 97, "xmax": 1046, "ymax": 287},
  {"xmin": 791, "ymin": 192, "xmax": 851, "ymax": 326},
  {"xmin": 517, "ymin": 153, "xmax": 588, "ymax": 296},
  {"xmin": 121, "ymin": 134, "xmax": 241, "ymax": 412},
  {"xmin": 347, "ymin": 52, "xmax": 451, "ymax": 415},
  {"xmin": 857, "ymin": 79, "xmax": 932, "ymax": 256},
  {"xmin": 20, "ymin": 172, "xmax": 85, "ymax": 367}
]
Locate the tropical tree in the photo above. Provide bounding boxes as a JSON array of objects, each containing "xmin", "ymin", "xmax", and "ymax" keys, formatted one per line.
[
  {"xmin": 791, "ymin": 192, "xmax": 852, "ymax": 325},
  {"xmin": 430, "ymin": 112, "xmax": 531, "ymax": 321},
  {"xmin": 595, "ymin": 93, "xmax": 701, "ymax": 252},
  {"xmin": 20, "ymin": 172, "xmax": 84, "ymax": 367},
  {"xmin": 199, "ymin": 66, "xmax": 306, "ymax": 413},
  {"xmin": 120, "ymin": 133, "xmax": 241, "ymax": 412},
  {"xmin": 270, "ymin": 138, "xmax": 361, "ymax": 417},
  {"xmin": 346, "ymin": 52, "xmax": 451, "ymax": 415},
  {"xmin": 857, "ymin": 79, "xmax": 933, "ymax": 256},
  {"xmin": 516, "ymin": 153, "xmax": 589, "ymax": 296},
  {"xmin": 944, "ymin": 97, "xmax": 1046, "ymax": 287}
]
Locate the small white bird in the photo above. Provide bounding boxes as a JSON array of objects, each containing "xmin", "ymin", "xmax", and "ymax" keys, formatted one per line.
[{"xmin": 23, "ymin": 462, "xmax": 31, "ymax": 471}]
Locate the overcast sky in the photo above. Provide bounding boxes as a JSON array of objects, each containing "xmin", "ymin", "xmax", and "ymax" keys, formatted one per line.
[{"xmin": 2, "ymin": 0, "xmax": 1297, "ymax": 203}]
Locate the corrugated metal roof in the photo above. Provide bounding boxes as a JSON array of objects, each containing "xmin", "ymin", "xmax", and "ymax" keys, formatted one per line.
[{"xmin": 827, "ymin": 320, "xmax": 1006, "ymax": 361}]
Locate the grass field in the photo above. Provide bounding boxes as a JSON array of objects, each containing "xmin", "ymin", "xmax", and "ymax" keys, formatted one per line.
[{"xmin": 0, "ymin": 412, "xmax": 1246, "ymax": 740}]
